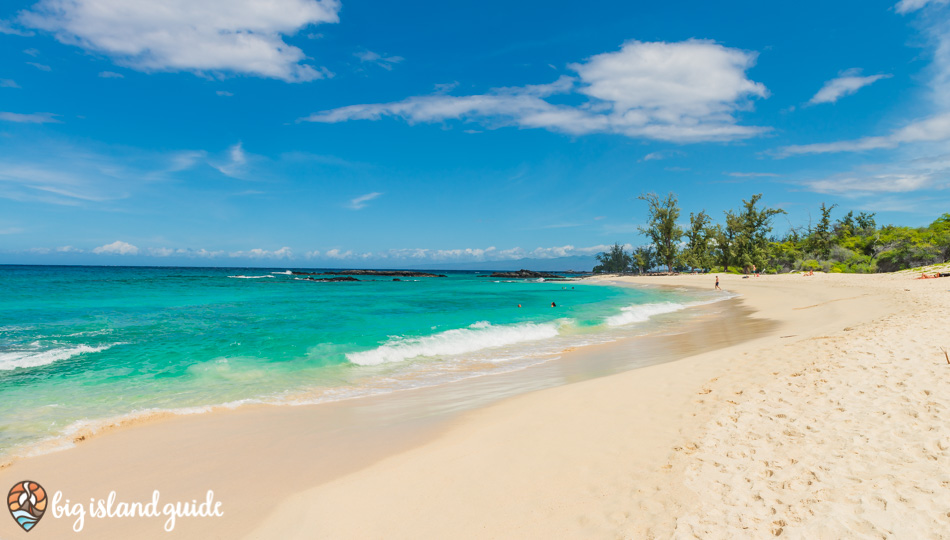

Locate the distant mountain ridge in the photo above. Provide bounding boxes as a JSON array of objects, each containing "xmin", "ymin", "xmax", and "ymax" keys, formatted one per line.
[{"xmin": 414, "ymin": 255, "xmax": 596, "ymax": 272}]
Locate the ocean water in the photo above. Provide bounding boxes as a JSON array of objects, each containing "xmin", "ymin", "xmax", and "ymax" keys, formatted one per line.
[{"xmin": 0, "ymin": 265, "xmax": 722, "ymax": 457}]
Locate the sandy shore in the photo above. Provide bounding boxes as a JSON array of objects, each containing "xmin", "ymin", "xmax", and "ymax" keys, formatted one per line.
[{"xmin": 2, "ymin": 272, "xmax": 948, "ymax": 538}]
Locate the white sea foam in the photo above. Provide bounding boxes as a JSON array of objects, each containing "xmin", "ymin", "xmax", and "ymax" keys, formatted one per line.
[
  {"xmin": 227, "ymin": 275, "xmax": 275, "ymax": 279},
  {"xmin": 346, "ymin": 321, "xmax": 561, "ymax": 366},
  {"xmin": 271, "ymin": 271, "xmax": 293, "ymax": 275},
  {"xmin": 0, "ymin": 344, "xmax": 116, "ymax": 371},
  {"xmin": 605, "ymin": 301, "xmax": 688, "ymax": 327}
]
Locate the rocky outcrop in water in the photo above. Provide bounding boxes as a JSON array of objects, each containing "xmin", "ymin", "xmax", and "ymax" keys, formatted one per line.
[
  {"xmin": 300, "ymin": 276, "xmax": 360, "ymax": 282},
  {"xmin": 487, "ymin": 269, "xmax": 564, "ymax": 278},
  {"xmin": 292, "ymin": 270, "xmax": 446, "ymax": 277}
]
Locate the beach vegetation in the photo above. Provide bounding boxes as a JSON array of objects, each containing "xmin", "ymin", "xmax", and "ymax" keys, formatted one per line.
[
  {"xmin": 622, "ymin": 192, "xmax": 948, "ymax": 274},
  {"xmin": 638, "ymin": 192, "xmax": 683, "ymax": 273},
  {"xmin": 593, "ymin": 242, "xmax": 633, "ymax": 273},
  {"xmin": 632, "ymin": 245, "xmax": 656, "ymax": 274},
  {"xmin": 682, "ymin": 210, "xmax": 715, "ymax": 272}
]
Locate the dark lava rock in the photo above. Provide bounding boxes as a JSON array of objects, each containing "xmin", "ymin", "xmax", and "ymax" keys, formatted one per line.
[
  {"xmin": 294, "ymin": 270, "xmax": 446, "ymax": 278},
  {"xmin": 393, "ymin": 278, "xmax": 401, "ymax": 281},
  {"xmin": 302, "ymin": 276, "xmax": 359, "ymax": 282},
  {"xmin": 487, "ymin": 269, "xmax": 564, "ymax": 279}
]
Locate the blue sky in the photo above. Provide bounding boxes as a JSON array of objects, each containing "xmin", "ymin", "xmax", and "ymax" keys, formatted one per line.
[{"xmin": 1, "ymin": 0, "xmax": 949, "ymax": 267}]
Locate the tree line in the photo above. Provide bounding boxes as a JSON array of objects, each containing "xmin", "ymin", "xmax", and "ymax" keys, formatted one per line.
[{"xmin": 593, "ymin": 192, "xmax": 950, "ymax": 274}]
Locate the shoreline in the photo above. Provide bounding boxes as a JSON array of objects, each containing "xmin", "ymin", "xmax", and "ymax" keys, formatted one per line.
[
  {"xmin": 0, "ymin": 281, "xmax": 763, "ymax": 539},
  {"xmin": 3, "ymin": 272, "xmax": 946, "ymax": 537},
  {"xmin": 0, "ymin": 279, "xmax": 728, "ymax": 468}
]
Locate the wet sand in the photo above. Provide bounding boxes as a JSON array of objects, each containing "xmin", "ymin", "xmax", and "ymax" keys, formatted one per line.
[
  {"xmin": 0, "ymin": 284, "xmax": 764, "ymax": 539},
  {"xmin": 4, "ymin": 272, "xmax": 943, "ymax": 538}
]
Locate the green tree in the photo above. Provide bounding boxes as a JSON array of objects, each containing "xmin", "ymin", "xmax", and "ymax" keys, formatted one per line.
[
  {"xmin": 593, "ymin": 242, "xmax": 632, "ymax": 273},
  {"xmin": 682, "ymin": 210, "xmax": 714, "ymax": 271},
  {"xmin": 855, "ymin": 212, "xmax": 877, "ymax": 232},
  {"xmin": 638, "ymin": 192, "xmax": 683, "ymax": 273},
  {"xmin": 732, "ymin": 194, "xmax": 787, "ymax": 271},
  {"xmin": 807, "ymin": 203, "xmax": 838, "ymax": 259},
  {"xmin": 632, "ymin": 245, "xmax": 655, "ymax": 274},
  {"xmin": 712, "ymin": 211, "xmax": 742, "ymax": 272}
]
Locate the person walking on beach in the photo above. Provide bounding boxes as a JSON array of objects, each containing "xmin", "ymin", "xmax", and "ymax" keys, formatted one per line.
[{"xmin": 715, "ymin": 276, "xmax": 721, "ymax": 291}]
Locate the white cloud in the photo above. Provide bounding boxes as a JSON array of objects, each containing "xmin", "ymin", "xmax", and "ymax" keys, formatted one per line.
[
  {"xmin": 803, "ymin": 173, "xmax": 935, "ymax": 195},
  {"xmin": 212, "ymin": 142, "xmax": 248, "ymax": 177},
  {"xmin": 93, "ymin": 240, "xmax": 139, "ymax": 255},
  {"xmin": 727, "ymin": 171, "xmax": 779, "ymax": 177},
  {"xmin": 808, "ymin": 69, "xmax": 891, "ymax": 105},
  {"xmin": 57, "ymin": 245, "xmax": 82, "ymax": 252},
  {"xmin": 216, "ymin": 90, "xmax": 234, "ymax": 97},
  {"xmin": 0, "ymin": 21, "xmax": 34, "ymax": 36},
  {"xmin": 368, "ymin": 244, "xmax": 613, "ymax": 262},
  {"xmin": 896, "ymin": 0, "xmax": 948, "ymax": 13},
  {"xmin": 20, "ymin": 0, "xmax": 341, "ymax": 82},
  {"xmin": 26, "ymin": 62, "xmax": 51, "ymax": 71},
  {"xmin": 302, "ymin": 39, "xmax": 769, "ymax": 143},
  {"xmin": 355, "ymin": 50, "xmax": 404, "ymax": 71},
  {"xmin": 229, "ymin": 247, "xmax": 293, "ymax": 259},
  {"xmin": 98, "ymin": 71, "xmax": 124, "ymax": 78},
  {"xmin": 641, "ymin": 152, "xmax": 665, "ymax": 161},
  {"xmin": 777, "ymin": 3, "xmax": 950, "ymax": 156},
  {"xmin": 348, "ymin": 191, "xmax": 382, "ymax": 210},
  {"xmin": 0, "ymin": 79, "xmax": 19, "ymax": 88},
  {"xmin": 776, "ymin": 111, "xmax": 950, "ymax": 156},
  {"xmin": 324, "ymin": 248, "xmax": 353, "ymax": 259},
  {"xmin": 0, "ymin": 227, "xmax": 24, "ymax": 235},
  {"xmin": 0, "ymin": 112, "xmax": 60, "ymax": 123}
]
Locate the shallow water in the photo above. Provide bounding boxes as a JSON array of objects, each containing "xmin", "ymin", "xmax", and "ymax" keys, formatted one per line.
[{"xmin": 0, "ymin": 265, "xmax": 725, "ymax": 455}]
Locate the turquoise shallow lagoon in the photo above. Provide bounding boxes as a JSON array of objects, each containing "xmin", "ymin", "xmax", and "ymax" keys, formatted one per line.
[{"xmin": 0, "ymin": 265, "xmax": 720, "ymax": 456}]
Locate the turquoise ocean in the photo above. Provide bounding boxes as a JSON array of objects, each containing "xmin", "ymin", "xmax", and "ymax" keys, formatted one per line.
[{"xmin": 0, "ymin": 265, "xmax": 723, "ymax": 457}]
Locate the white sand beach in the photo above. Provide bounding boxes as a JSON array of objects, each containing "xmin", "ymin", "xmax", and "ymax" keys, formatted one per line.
[{"xmin": 2, "ymin": 272, "xmax": 948, "ymax": 539}]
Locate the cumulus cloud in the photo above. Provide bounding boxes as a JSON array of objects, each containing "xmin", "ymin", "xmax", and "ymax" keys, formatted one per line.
[
  {"xmin": 302, "ymin": 39, "xmax": 769, "ymax": 143},
  {"xmin": 0, "ymin": 112, "xmax": 60, "ymax": 123},
  {"xmin": 229, "ymin": 247, "xmax": 293, "ymax": 259},
  {"xmin": 348, "ymin": 191, "xmax": 382, "ymax": 210},
  {"xmin": 324, "ymin": 248, "xmax": 353, "ymax": 259},
  {"xmin": 355, "ymin": 50, "xmax": 404, "ymax": 71},
  {"xmin": 93, "ymin": 240, "xmax": 139, "ymax": 255},
  {"xmin": 19, "ymin": 0, "xmax": 341, "ymax": 82},
  {"xmin": 149, "ymin": 247, "xmax": 225, "ymax": 257},
  {"xmin": 808, "ymin": 69, "xmax": 891, "ymax": 105},
  {"xmin": 0, "ymin": 79, "xmax": 20, "ymax": 88}
]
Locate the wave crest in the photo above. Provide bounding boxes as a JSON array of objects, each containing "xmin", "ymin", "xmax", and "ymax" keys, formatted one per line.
[
  {"xmin": 0, "ymin": 344, "xmax": 116, "ymax": 371},
  {"xmin": 346, "ymin": 322, "xmax": 560, "ymax": 366},
  {"xmin": 605, "ymin": 302, "xmax": 687, "ymax": 327}
]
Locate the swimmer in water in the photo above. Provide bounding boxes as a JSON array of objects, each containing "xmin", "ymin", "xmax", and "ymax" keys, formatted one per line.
[{"xmin": 551, "ymin": 302, "xmax": 557, "ymax": 307}]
